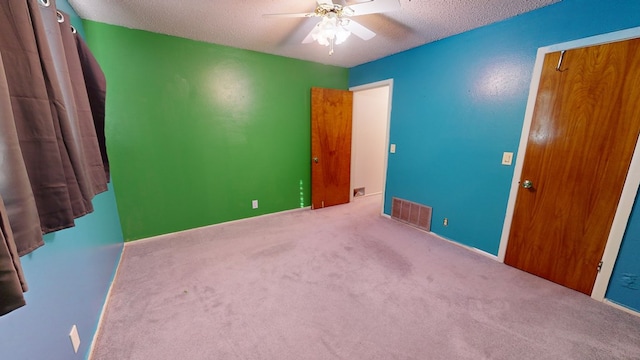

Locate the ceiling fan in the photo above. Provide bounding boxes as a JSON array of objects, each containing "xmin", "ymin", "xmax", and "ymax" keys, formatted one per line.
[{"xmin": 264, "ymin": 0, "xmax": 401, "ymax": 55}]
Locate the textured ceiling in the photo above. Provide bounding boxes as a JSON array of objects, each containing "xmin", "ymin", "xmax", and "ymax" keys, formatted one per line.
[{"xmin": 69, "ymin": 0, "xmax": 561, "ymax": 68}]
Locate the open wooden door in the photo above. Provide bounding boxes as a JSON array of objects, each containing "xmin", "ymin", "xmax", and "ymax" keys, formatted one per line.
[
  {"xmin": 311, "ymin": 87, "xmax": 353, "ymax": 209},
  {"xmin": 504, "ymin": 38, "xmax": 640, "ymax": 295}
]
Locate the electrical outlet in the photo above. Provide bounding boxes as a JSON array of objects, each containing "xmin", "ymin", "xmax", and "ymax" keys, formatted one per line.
[
  {"xmin": 443, "ymin": 218, "xmax": 448, "ymax": 226},
  {"xmin": 252, "ymin": 200, "xmax": 258, "ymax": 209},
  {"xmin": 69, "ymin": 325, "xmax": 80, "ymax": 353}
]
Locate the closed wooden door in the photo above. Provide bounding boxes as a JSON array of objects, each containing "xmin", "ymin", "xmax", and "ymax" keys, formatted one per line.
[
  {"xmin": 311, "ymin": 87, "xmax": 353, "ymax": 209},
  {"xmin": 504, "ymin": 38, "xmax": 640, "ymax": 295}
]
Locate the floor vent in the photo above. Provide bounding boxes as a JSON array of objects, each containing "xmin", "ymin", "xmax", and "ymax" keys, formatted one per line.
[{"xmin": 391, "ymin": 197, "xmax": 432, "ymax": 231}]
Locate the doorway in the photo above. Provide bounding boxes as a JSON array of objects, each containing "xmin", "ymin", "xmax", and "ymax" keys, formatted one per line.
[
  {"xmin": 349, "ymin": 80, "xmax": 393, "ymax": 215},
  {"xmin": 498, "ymin": 27, "xmax": 640, "ymax": 301}
]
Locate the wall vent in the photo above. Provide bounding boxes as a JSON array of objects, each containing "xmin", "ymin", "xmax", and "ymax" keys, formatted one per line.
[{"xmin": 391, "ymin": 197, "xmax": 432, "ymax": 231}]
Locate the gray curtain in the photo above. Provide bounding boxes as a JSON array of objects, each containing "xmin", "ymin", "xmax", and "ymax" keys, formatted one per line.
[
  {"xmin": 0, "ymin": 195, "xmax": 27, "ymax": 317},
  {"xmin": 75, "ymin": 31, "xmax": 109, "ymax": 180},
  {"xmin": 0, "ymin": 0, "xmax": 73, "ymax": 242},
  {"xmin": 58, "ymin": 10, "xmax": 108, "ymax": 193},
  {"xmin": 0, "ymin": 0, "xmax": 108, "ymax": 316},
  {"xmin": 0, "ymin": 49, "xmax": 44, "ymax": 258},
  {"xmin": 0, "ymin": 50, "xmax": 35, "ymax": 316},
  {"xmin": 33, "ymin": 0, "xmax": 94, "ymax": 220}
]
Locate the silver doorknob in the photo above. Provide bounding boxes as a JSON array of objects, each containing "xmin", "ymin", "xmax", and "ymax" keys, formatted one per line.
[
  {"xmin": 521, "ymin": 179, "xmax": 533, "ymax": 189},
  {"xmin": 313, "ymin": 157, "xmax": 319, "ymax": 164}
]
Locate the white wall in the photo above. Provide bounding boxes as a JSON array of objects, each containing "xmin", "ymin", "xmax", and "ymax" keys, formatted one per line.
[{"xmin": 351, "ymin": 86, "xmax": 389, "ymax": 196}]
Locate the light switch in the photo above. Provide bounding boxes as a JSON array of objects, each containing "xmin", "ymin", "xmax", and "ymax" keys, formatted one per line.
[
  {"xmin": 502, "ymin": 152, "xmax": 513, "ymax": 166},
  {"xmin": 390, "ymin": 144, "xmax": 396, "ymax": 153}
]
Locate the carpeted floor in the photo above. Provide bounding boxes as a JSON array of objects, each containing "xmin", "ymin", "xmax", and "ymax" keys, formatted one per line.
[{"xmin": 91, "ymin": 195, "xmax": 640, "ymax": 360}]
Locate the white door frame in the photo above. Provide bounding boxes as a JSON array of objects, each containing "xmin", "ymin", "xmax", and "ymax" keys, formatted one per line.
[
  {"xmin": 497, "ymin": 27, "xmax": 640, "ymax": 301},
  {"xmin": 349, "ymin": 79, "xmax": 394, "ymax": 216}
]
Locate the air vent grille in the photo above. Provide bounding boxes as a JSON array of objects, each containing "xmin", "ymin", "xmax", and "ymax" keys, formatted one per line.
[{"xmin": 391, "ymin": 197, "xmax": 432, "ymax": 231}]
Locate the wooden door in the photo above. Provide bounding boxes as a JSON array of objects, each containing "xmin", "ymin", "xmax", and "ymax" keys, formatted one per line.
[
  {"xmin": 311, "ymin": 87, "xmax": 353, "ymax": 209},
  {"xmin": 504, "ymin": 38, "xmax": 640, "ymax": 295}
]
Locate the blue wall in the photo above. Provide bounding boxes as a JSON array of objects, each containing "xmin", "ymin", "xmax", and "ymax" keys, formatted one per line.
[
  {"xmin": 349, "ymin": 0, "xmax": 640, "ymax": 309},
  {"xmin": 350, "ymin": 0, "xmax": 640, "ymax": 255},
  {"xmin": 0, "ymin": 185, "xmax": 123, "ymax": 360},
  {"xmin": 607, "ymin": 189, "xmax": 640, "ymax": 312},
  {"xmin": 0, "ymin": 1, "xmax": 124, "ymax": 359}
]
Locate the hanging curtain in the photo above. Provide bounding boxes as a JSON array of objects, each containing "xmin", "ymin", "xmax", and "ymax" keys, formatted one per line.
[
  {"xmin": 0, "ymin": 50, "xmax": 44, "ymax": 258},
  {"xmin": 32, "ymin": 0, "xmax": 96, "ymax": 220},
  {"xmin": 0, "ymin": 51, "xmax": 33, "ymax": 316},
  {"xmin": 0, "ymin": 0, "xmax": 73, "ymax": 243},
  {"xmin": 1, "ymin": 0, "xmax": 80, "ymax": 235},
  {"xmin": 0, "ymin": 0, "xmax": 108, "ymax": 316},
  {"xmin": 58, "ymin": 10, "xmax": 108, "ymax": 191},
  {"xmin": 75, "ymin": 32, "xmax": 109, "ymax": 180},
  {"xmin": 0, "ymin": 195, "xmax": 27, "ymax": 317}
]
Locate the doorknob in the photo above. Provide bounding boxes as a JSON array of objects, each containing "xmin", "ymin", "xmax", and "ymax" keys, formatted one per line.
[
  {"xmin": 521, "ymin": 179, "xmax": 533, "ymax": 189},
  {"xmin": 313, "ymin": 157, "xmax": 319, "ymax": 164}
]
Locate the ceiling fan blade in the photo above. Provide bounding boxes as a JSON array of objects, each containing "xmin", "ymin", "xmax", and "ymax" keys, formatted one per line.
[
  {"xmin": 302, "ymin": 20, "xmax": 320, "ymax": 44},
  {"xmin": 344, "ymin": 19, "xmax": 376, "ymax": 41},
  {"xmin": 347, "ymin": 0, "xmax": 401, "ymax": 16},
  {"xmin": 263, "ymin": 12, "xmax": 315, "ymax": 18}
]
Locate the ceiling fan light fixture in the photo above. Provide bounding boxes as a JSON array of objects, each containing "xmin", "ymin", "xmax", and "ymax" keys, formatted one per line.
[
  {"xmin": 310, "ymin": 15, "xmax": 351, "ymax": 55},
  {"xmin": 265, "ymin": 0, "xmax": 393, "ymax": 56},
  {"xmin": 335, "ymin": 20, "xmax": 351, "ymax": 44}
]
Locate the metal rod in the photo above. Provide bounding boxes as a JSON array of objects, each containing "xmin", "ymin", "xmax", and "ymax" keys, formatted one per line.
[{"xmin": 556, "ymin": 50, "xmax": 566, "ymax": 72}]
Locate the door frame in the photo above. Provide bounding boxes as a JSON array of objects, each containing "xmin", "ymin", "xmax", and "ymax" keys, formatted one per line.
[
  {"xmin": 349, "ymin": 79, "xmax": 394, "ymax": 216},
  {"xmin": 497, "ymin": 26, "xmax": 640, "ymax": 301}
]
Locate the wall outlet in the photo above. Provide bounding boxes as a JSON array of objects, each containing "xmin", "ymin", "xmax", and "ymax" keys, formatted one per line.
[
  {"xmin": 390, "ymin": 144, "xmax": 396, "ymax": 153},
  {"xmin": 252, "ymin": 200, "xmax": 258, "ymax": 209},
  {"xmin": 69, "ymin": 325, "xmax": 80, "ymax": 353},
  {"xmin": 443, "ymin": 218, "xmax": 448, "ymax": 226}
]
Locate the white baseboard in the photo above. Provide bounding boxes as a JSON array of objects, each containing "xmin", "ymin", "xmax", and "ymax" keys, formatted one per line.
[
  {"xmin": 126, "ymin": 206, "xmax": 311, "ymax": 246},
  {"xmin": 429, "ymin": 232, "xmax": 500, "ymax": 261},
  {"xmin": 384, "ymin": 215, "xmax": 500, "ymax": 261}
]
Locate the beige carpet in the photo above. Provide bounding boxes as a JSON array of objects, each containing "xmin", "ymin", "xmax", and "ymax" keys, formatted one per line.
[{"xmin": 91, "ymin": 195, "xmax": 640, "ymax": 359}]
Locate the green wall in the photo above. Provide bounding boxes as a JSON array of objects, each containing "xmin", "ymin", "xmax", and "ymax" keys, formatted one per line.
[{"xmin": 83, "ymin": 21, "xmax": 348, "ymax": 241}]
